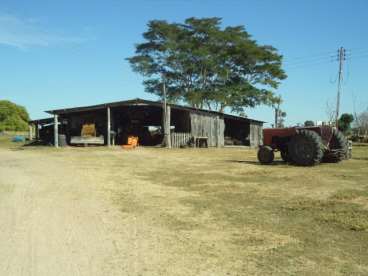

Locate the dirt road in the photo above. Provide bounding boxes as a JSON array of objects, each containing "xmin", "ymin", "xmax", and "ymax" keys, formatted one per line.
[
  {"xmin": 0, "ymin": 147, "xmax": 127, "ymax": 275},
  {"xmin": 0, "ymin": 147, "xmax": 237, "ymax": 276}
]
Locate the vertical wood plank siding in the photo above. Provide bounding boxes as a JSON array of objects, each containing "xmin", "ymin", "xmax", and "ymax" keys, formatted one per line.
[
  {"xmin": 171, "ymin": 132, "xmax": 191, "ymax": 148},
  {"xmin": 189, "ymin": 112, "xmax": 225, "ymax": 147},
  {"xmin": 249, "ymin": 123, "xmax": 263, "ymax": 148}
]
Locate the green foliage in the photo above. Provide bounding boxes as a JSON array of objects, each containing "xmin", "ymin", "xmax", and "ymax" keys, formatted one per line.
[
  {"xmin": 128, "ymin": 17, "xmax": 287, "ymax": 113},
  {"xmin": 338, "ymin": 113, "xmax": 354, "ymax": 134},
  {"xmin": 0, "ymin": 100, "xmax": 30, "ymax": 131},
  {"xmin": 304, "ymin": 120, "xmax": 315, "ymax": 127}
]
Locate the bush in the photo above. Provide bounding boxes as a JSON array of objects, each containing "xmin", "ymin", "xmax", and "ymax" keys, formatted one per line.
[
  {"xmin": 304, "ymin": 120, "xmax": 315, "ymax": 127},
  {"xmin": 338, "ymin": 113, "xmax": 354, "ymax": 134},
  {"xmin": 0, "ymin": 100, "xmax": 30, "ymax": 131}
]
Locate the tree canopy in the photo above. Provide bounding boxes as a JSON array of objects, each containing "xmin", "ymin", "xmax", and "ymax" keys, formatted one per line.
[
  {"xmin": 0, "ymin": 100, "xmax": 30, "ymax": 131},
  {"xmin": 128, "ymin": 17, "xmax": 287, "ymax": 113},
  {"xmin": 338, "ymin": 113, "xmax": 354, "ymax": 134},
  {"xmin": 304, "ymin": 120, "xmax": 315, "ymax": 127}
]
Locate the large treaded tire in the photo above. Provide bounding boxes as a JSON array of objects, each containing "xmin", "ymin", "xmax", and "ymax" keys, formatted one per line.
[
  {"xmin": 258, "ymin": 146, "xmax": 274, "ymax": 164},
  {"xmin": 288, "ymin": 130, "xmax": 324, "ymax": 166},
  {"xmin": 324, "ymin": 129, "xmax": 348, "ymax": 162}
]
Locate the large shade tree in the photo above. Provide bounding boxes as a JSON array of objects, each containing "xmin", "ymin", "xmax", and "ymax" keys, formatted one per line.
[
  {"xmin": 338, "ymin": 113, "xmax": 354, "ymax": 134},
  {"xmin": 128, "ymin": 17, "xmax": 287, "ymax": 113},
  {"xmin": 0, "ymin": 100, "xmax": 30, "ymax": 131}
]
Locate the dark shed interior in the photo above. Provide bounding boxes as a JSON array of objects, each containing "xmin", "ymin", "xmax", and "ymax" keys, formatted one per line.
[
  {"xmin": 31, "ymin": 99, "xmax": 263, "ymax": 148},
  {"xmin": 58, "ymin": 105, "xmax": 192, "ymax": 146},
  {"xmin": 111, "ymin": 105, "xmax": 163, "ymax": 146},
  {"xmin": 224, "ymin": 117, "xmax": 251, "ymax": 146}
]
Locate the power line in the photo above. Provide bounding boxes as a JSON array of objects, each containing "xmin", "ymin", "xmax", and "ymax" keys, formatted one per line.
[
  {"xmin": 283, "ymin": 58, "xmax": 335, "ymax": 70},
  {"xmin": 347, "ymin": 53, "xmax": 368, "ymax": 60},
  {"xmin": 282, "ymin": 47, "xmax": 368, "ymax": 72},
  {"xmin": 283, "ymin": 50, "xmax": 336, "ymax": 63},
  {"xmin": 343, "ymin": 56, "xmax": 350, "ymax": 86},
  {"xmin": 284, "ymin": 55, "xmax": 334, "ymax": 67},
  {"xmin": 330, "ymin": 69, "xmax": 339, "ymax": 84},
  {"xmin": 283, "ymin": 47, "xmax": 368, "ymax": 68},
  {"xmin": 283, "ymin": 49, "xmax": 337, "ymax": 69},
  {"xmin": 346, "ymin": 47, "xmax": 368, "ymax": 54}
]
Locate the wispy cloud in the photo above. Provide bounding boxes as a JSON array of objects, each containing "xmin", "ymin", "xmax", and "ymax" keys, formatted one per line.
[{"xmin": 0, "ymin": 14, "xmax": 89, "ymax": 49}]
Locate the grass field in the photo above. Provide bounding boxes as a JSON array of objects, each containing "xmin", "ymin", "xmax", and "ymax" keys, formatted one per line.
[{"xmin": 0, "ymin": 134, "xmax": 367, "ymax": 275}]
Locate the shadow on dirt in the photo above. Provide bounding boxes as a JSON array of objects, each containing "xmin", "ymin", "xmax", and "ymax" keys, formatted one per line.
[
  {"xmin": 23, "ymin": 141, "xmax": 51, "ymax": 147},
  {"xmin": 226, "ymin": 160, "xmax": 287, "ymax": 166},
  {"xmin": 353, "ymin": 157, "xmax": 368, "ymax": 161}
]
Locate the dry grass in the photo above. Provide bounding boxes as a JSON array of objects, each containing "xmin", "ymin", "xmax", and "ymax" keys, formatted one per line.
[
  {"xmin": 100, "ymin": 144, "xmax": 368, "ymax": 275},
  {"xmin": 1, "ymin": 134, "xmax": 368, "ymax": 275},
  {"xmin": 110, "ymin": 145, "xmax": 368, "ymax": 275}
]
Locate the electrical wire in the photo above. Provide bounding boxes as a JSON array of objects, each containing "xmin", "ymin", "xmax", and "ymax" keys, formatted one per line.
[
  {"xmin": 347, "ymin": 53, "xmax": 368, "ymax": 59},
  {"xmin": 343, "ymin": 57, "xmax": 350, "ymax": 86},
  {"xmin": 284, "ymin": 58, "xmax": 335, "ymax": 70},
  {"xmin": 346, "ymin": 47, "xmax": 368, "ymax": 54},
  {"xmin": 284, "ymin": 55, "xmax": 335, "ymax": 67},
  {"xmin": 281, "ymin": 48, "xmax": 367, "ymax": 71},
  {"xmin": 283, "ymin": 50, "xmax": 336, "ymax": 62},
  {"xmin": 282, "ymin": 49, "xmax": 337, "ymax": 68}
]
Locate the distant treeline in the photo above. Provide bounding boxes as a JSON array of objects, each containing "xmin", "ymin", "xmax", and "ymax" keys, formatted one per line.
[{"xmin": 0, "ymin": 100, "xmax": 30, "ymax": 131}]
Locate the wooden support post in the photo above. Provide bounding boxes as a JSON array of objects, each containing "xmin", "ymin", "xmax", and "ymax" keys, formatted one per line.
[
  {"xmin": 35, "ymin": 124, "xmax": 39, "ymax": 140},
  {"xmin": 29, "ymin": 124, "xmax": 33, "ymax": 141},
  {"xmin": 54, "ymin": 115, "xmax": 59, "ymax": 148},
  {"xmin": 165, "ymin": 105, "xmax": 171, "ymax": 148},
  {"xmin": 110, "ymin": 108, "xmax": 115, "ymax": 146},
  {"xmin": 107, "ymin": 106, "xmax": 111, "ymax": 147},
  {"xmin": 216, "ymin": 116, "xmax": 221, "ymax": 148}
]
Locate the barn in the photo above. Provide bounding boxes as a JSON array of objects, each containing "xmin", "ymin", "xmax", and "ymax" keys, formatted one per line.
[{"xmin": 29, "ymin": 98, "xmax": 263, "ymax": 148}]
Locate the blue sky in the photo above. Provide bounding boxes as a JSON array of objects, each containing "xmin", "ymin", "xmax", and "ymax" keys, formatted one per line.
[{"xmin": 0, "ymin": 0, "xmax": 367, "ymax": 126}]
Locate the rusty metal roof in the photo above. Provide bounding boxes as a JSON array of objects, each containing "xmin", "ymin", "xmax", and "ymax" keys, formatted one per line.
[{"xmin": 45, "ymin": 98, "xmax": 264, "ymax": 124}]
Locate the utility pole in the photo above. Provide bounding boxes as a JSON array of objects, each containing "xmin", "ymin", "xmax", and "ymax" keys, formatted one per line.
[
  {"xmin": 335, "ymin": 47, "xmax": 346, "ymax": 128},
  {"xmin": 274, "ymin": 105, "xmax": 279, "ymax": 128}
]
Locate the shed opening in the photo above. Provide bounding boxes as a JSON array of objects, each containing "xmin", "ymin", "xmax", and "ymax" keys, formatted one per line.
[{"xmin": 224, "ymin": 117, "xmax": 250, "ymax": 146}]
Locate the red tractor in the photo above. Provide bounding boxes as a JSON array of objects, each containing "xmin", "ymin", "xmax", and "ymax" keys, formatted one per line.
[{"xmin": 257, "ymin": 126, "xmax": 349, "ymax": 166}]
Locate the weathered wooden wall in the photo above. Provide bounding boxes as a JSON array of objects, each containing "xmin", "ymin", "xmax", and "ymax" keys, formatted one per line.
[
  {"xmin": 190, "ymin": 112, "xmax": 225, "ymax": 147},
  {"xmin": 171, "ymin": 132, "xmax": 191, "ymax": 148},
  {"xmin": 249, "ymin": 123, "xmax": 263, "ymax": 148}
]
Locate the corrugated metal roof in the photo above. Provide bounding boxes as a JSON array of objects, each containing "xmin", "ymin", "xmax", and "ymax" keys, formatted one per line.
[
  {"xmin": 45, "ymin": 98, "xmax": 265, "ymax": 124},
  {"xmin": 29, "ymin": 117, "xmax": 54, "ymax": 124}
]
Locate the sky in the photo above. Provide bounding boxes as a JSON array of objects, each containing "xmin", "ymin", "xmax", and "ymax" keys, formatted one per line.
[{"xmin": 0, "ymin": 0, "xmax": 367, "ymax": 126}]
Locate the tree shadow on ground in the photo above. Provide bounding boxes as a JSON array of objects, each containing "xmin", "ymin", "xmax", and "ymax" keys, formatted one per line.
[
  {"xmin": 23, "ymin": 141, "xmax": 51, "ymax": 147},
  {"xmin": 353, "ymin": 157, "xmax": 368, "ymax": 161},
  {"xmin": 226, "ymin": 160, "xmax": 287, "ymax": 166}
]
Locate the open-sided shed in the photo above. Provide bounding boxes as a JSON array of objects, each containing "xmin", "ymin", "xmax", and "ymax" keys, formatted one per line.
[{"xmin": 30, "ymin": 98, "xmax": 264, "ymax": 148}]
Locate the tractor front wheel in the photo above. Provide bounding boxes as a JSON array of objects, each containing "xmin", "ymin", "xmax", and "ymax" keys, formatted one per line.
[
  {"xmin": 258, "ymin": 146, "xmax": 274, "ymax": 164},
  {"xmin": 288, "ymin": 130, "xmax": 324, "ymax": 166}
]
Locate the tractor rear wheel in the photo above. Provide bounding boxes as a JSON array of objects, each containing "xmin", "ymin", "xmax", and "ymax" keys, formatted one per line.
[
  {"xmin": 324, "ymin": 129, "xmax": 348, "ymax": 162},
  {"xmin": 257, "ymin": 146, "xmax": 274, "ymax": 164},
  {"xmin": 288, "ymin": 130, "xmax": 324, "ymax": 166}
]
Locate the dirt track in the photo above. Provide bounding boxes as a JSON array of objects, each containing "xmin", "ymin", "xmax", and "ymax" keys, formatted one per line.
[
  {"xmin": 0, "ymin": 148, "xmax": 126, "ymax": 275},
  {"xmin": 0, "ymin": 147, "xmax": 237, "ymax": 276}
]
